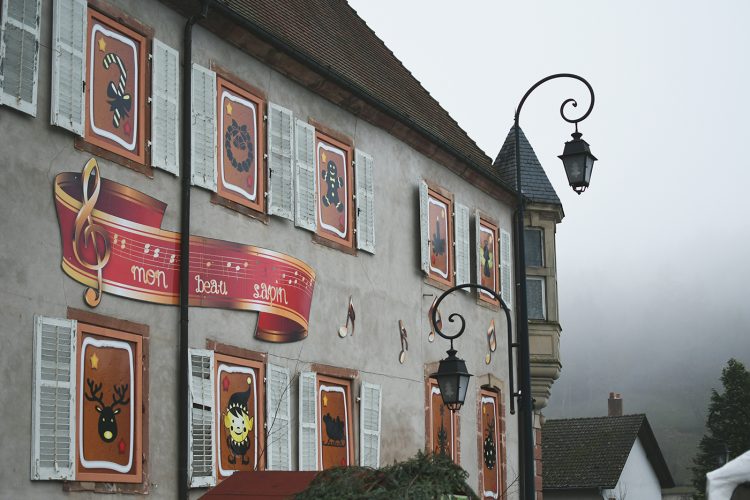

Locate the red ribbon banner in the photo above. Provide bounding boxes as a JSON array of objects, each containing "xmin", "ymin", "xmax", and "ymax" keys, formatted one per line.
[{"xmin": 55, "ymin": 159, "xmax": 316, "ymax": 342}]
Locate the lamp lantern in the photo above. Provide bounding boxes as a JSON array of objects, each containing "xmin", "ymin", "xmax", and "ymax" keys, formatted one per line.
[
  {"xmin": 432, "ymin": 348, "xmax": 472, "ymax": 412},
  {"xmin": 558, "ymin": 131, "xmax": 597, "ymax": 194}
]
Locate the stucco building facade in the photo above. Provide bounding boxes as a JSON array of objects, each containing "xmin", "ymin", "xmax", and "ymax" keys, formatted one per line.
[{"xmin": 0, "ymin": 0, "xmax": 566, "ymax": 498}]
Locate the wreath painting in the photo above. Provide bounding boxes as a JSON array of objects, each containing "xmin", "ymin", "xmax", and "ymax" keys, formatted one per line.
[{"xmin": 219, "ymin": 86, "xmax": 258, "ymax": 204}]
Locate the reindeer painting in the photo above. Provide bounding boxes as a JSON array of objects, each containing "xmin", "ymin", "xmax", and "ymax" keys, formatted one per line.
[{"xmin": 84, "ymin": 378, "xmax": 130, "ymax": 443}]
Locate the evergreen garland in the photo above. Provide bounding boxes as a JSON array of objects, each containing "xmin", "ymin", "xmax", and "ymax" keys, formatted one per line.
[{"xmin": 295, "ymin": 451, "xmax": 479, "ymax": 500}]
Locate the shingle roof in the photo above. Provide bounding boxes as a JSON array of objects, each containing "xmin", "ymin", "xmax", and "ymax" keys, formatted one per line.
[
  {"xmin": 494, "ymin": 126, "xmax": 561, "ymax": 205},
  {"xmin": 204, "ymin": 0, "xmax": 505, "ymax": 186},
  {"xmin": 542, "ymin": 414, "xmax": 675, "ymax": 490}
]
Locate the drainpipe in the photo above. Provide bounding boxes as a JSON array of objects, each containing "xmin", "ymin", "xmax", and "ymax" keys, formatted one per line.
[{"xmin": 179, "ymin": 2, "xmax": 209, "ymax": 498}]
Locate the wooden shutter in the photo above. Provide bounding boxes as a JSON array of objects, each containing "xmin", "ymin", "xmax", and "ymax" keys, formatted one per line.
[
  {"xmin": 474, "ymin": 210, "xmax": 482, "ymax": 285},
  {"xmin": 266, "ymin": 363, "xmax": 292, "ymax": 470},
  {"xmin": 0, "ymin": 0, "xmax": 42, "ymax": 116},
  {"xmin": 500, "ymin": 228, "xmax": 512, "ymax": 308},
  {"xmin": 188, "ymin": 349, "xmax": 215, "ymax": 488},
  {"xmin": 190, "ymin": 63, "xmax": 217, "ymax": 191},
  {"xmin": 454, "ymin": 203, "xmax": 470, "ymax": 286},
  {"xmin": 294, "ymin": 119, "xmax": 316, "ymax": 231},
  {"xmin": 50, "ymin": 0, "xmax": 86, "ymax": 134},
  {"xmin": 355, "ymin": 149, "xmax": 375, "ymax": 254},
  {"xmin": 298, "ymin": 371, "xmax": 318, "ymax": 470},
  {"xmin": 31, "ymin": 315, "xmax": 76, "ymax": 481},
  {"xmin": 151, "ymin": 39, "xmax": 180, "ymax": 175},
  {"xmin": 359, "ymin": 382, "xmax": 382, "ymax": 468},
  {"xmin": 267, "ymin": 102, "xmax": 294, "ymax": 220},
  {"xmin": 419, "ymin": 180, "xmax": 429, "ymax": 274}
]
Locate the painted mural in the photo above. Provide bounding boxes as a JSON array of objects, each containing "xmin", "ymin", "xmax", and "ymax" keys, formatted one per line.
[
  {"xmin": 319, "ymin": 382, "xmax": 350, "ymax": 469},
  {"xmin": 481, "ymin": 392, "xmax": 501, "ymax": 499},
  {"xmin": 316, "ymin": 137, "xmax": 350, "ymax": 242},
  {"xmin": 77, "ymin": 327, "xmax": 140, "ymax": 481},
  {"xmin": 54, "ymin": 159, "xmax": 316, "ymax": 343},
  {"xmin": 428, "ymin": 195, "xmax": 450, "ymax": 280},
  {"xmin": 478, "ymin": 218, "xmax": 499, "ymax": 302},
  {"xmin": 216, "ymin": 358, "xmax": 261, "ymax": 477},
  {"xmin": 217, "ymin": 78, "xmax": 264, "ymax": 212},
  {"xmin": 430, "ymin": 382, "xmax": 455, "ymax": 461},
  {"xmin": 86, "ymin": 10, "xmax": 145, "ymax": 163}
]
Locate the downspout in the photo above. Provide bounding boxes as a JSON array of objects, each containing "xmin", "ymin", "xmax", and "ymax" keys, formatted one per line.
[{"xmin": 179, "ymin": 2, "xmax": 209, "ymax": 498}]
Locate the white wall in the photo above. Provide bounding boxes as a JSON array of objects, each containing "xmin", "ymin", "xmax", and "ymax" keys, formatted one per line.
[{"xmin": 601, "ymin": 437, "xmax": 662, "ymax": 500}]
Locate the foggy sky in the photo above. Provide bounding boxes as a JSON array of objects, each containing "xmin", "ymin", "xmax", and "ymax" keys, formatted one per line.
[{"xmin": 348, "ymin": 0, "xmax": 750, "ymax": 444}]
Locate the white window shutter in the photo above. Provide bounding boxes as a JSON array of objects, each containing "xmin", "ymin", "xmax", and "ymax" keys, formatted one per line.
[
  {"xmin": 267, "ymin": 102, "xmax": 294, "ymax": 220},
  {"xmin": 190, "ymin": 63, "xmax": 217, "ymax": 191},
  {"xmin": 474, "ymin": 210, "xmax": 482, "ymax": 285},
  {"xmin": 151, "ymin": 39, "xmax": 180, "ymax": 175},
  {"xmin": 454, "ymin": 203, "xmax": 470, "ymax": 286},
  {"xmin": 188, "ymin": 348, "xmax": 215, "ymax": 488},
  {"xmin": 355, "ymin": 149, "xmax": 375, "ymax": 254},
  {"xmin": 0, "ymin": 0, "xmax": 42, "ymax": 116},
  {"xmin": 30, "ymin": 315, "xmax": 76, "ymax": 481},
  {"xmin": 359, "ymin": 382, "xmax": 382, "ymax": 468},
  {"xmin": 419, "ymin": 180, "xmax": 429, "ymax": 274},
  {"xmin": 50, "ymin": 0, "xmax": 85, "ymax": 135},
  {"xmin": 298, "ymin": 371, "xmax": 318, "ymax": 471},
  {"xmin": 500, "ymin": 228, "xmax": 513, "ymax": 308},
  {"xmin": 266, "ymin": 363, "xmax": 292, "ymax": 471},
  {"xmin": 294, "ymin": 119, "xmax": 317, "ymax": 231}
]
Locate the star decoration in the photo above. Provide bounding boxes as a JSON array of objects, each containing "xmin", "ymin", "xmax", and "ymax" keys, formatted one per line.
[
  {"xmin": 97, "ymin": 37, "xmax": 107, "ymax": 52},
  {"xmin": 226, "ymin": 102, "xmax": 233, "ymax": 115},
  {"xmin": 321, "ymin": 152, "xmax": 327, "ymax": 163},
  {"xmin": 118, "ymin": 438, "xmax": 126, "ymax": 455},
  {"xmin": 222, "ymin": 375, "xmax": 230, "ymax": 392},
  {"xmin": 90, "ymin": 353, "xmax": 99, "ymax": 370},
  {"xmin": 322, "ymin": 394, "xmax": 328, "ymax": 407}
]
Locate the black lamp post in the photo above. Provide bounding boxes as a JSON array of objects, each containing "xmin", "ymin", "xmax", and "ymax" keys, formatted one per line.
[
  {"xmin": 513, "ymin": 74, "xmax": 596, "ymax": 500},
  {"xmin": 430, "ymin": 75, "xmax": 596, "ymax": 500}
]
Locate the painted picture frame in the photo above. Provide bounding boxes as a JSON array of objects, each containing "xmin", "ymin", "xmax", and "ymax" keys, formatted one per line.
[
  {"xmin": 317, "ymin": 375, "xmax": 354, "ymax": 469},
  {"xmin": 426, "ymin": 186, "xmax": 455, "ymax": 287},
  {"xmin": 315, "ymin": 133, "xmax": 354, "ymax": 249},
  {"xmin": 477, "ymin": 215, "xmax": 500, "ymax": 305}
]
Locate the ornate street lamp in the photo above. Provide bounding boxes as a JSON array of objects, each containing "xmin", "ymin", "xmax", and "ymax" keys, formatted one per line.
[{"xmin": 512, "ymin": 74, "xmax": 596, "ymax": 499}]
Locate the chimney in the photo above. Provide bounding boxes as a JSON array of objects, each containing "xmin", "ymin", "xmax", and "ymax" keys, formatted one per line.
[{"xmin": 608, "ymin": 392, "xmax": 623, "ymax": 417}]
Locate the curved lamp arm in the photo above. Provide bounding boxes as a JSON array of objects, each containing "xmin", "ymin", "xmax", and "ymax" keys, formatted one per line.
[
  {"xmin": 429, "ymin": 283, "xmax": 519, "ymax": 414},
  {"xmin": 515, "ymin": 73, "xmax": 595, "ymax": 132}
]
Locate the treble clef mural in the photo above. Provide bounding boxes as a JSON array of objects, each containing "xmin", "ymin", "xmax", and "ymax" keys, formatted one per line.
[
  {"xmin": 72, "ymin": 158, "xmax": 111, "ymax": 307},
  {"xmin": 103, "ymin": 53, "xmax": 131, "ymax": 129}
]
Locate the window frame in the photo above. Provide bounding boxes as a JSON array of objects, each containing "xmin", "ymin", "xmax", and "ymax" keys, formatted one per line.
[
  {"xmin": 74, "ymin": 321, "xmax": 144, "ymax": 484},
  {"xmin": 316, "ymin": 374, "xmax": 355, "ymax": 469},
  {"xmin": 425, "ymin": 183, "xmax": 455, "ymax": 289},
  {"xmin": 426, "ymin": 377, "xmax": 460, "ymax": 464},
  {"xmin": 313, "ymin": 129, "xmax": 356, "ymax": 252},
  {"xmin": 477, "ymin": 213, "xmax": 500, "ymax": 307},
  {"xmin": 524, "ymin": 227, "xmax": 545, "ymax": 268},
  {"xmin": 78, "ymin": 3, "xmax": 152, "ymax": 174},
  {"xmin": 478, "ymin": 387, "xmax": 506, "ymax": 500},
  {"xmin": 214, "ymin": 69, "xmax": 267, "ymax": 218},
  {"xmin": 526, "ymin": 276, "xmax": 547, "ymax": 320}
]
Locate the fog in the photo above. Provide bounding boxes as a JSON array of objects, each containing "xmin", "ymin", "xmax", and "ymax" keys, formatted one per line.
[{"xmin": 349, "ymin": 0, "xmax": 750, "ymax": 484}]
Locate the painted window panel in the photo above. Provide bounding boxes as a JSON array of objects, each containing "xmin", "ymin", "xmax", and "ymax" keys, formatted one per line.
[
  {"xmin": 84, "ymin": 8, "xmax": 147, "ymax": 164},
  {"xmin": 75, "ymin": 323, "xmax": 142, "ymax": 483},
  {"xmin": 478, "ymin": 216, "xmax": 500, "ymax": 305},
  {"xmin": 217, "ymin": 77, "xmax": 265, "ymax": 213},
  {"xmin": 426, "ymin": 187, "xmax": 454, "ymax": 286},
  {"xmin": 315, "ymin": 133, "xmax": 354, "ymax": 248},
  {"xmin": 480, "ymin": 389, "xmax": 505, "ymax": 500},
  {"xmin": 428, "ymin": 378, "xmax": 458, "ymax": 463},
  {"xmin": 214, "ymin": 353, "xmax": 265, "ymax": 477},
  {"xmin": 317, "ymin": 376, "xmax": 353, "ymax": 469}
]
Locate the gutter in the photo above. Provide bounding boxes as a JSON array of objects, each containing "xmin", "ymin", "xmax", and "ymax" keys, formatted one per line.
[{"xmin": 179, "ymin": 1, "xmax": 210, "ymax": 498}]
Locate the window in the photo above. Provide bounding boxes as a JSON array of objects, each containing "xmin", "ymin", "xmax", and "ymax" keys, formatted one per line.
[
  {"xmin": 188, "ymin": 347, "xmax": 282, "ymax": 488},
  {"xmin": 427, "ymin": 378, "xmax": 459, "ymax": 463},
  {"xmin": 30, "ymin": 315, "xmax": 146, "ymax": 486},
  {"xmin": 216, "ymin": 75, "xmax": 266, "ymax": 214},
  {"xmin": 317, "ymin": 375, "xmax": 354, "ymax": 469},
  {"xmin": 0, "ymin": 0, "xmax": 42, "ymax": 116},
  {"xmin": 524, "ymin": 228, "xmax": 544, "ymax": 268},
  {"xmin": 479, "ymin": 388, "xmax": 506, "ymax": 500},
  {"xmin": 84, "ymin": 7, "xmax": 148, "ymax": 165},
  {"xmin": 315, "ymin": 131, "xmax": 354, "ymax": 249},
  {"xmin": 476, "ymin": 214, "xmax": 500, "ymax": 305},
  {"xmin": 526, "ymin": 276, "xmax": 546, "ymax": 320},
  {"xmin": 420, "ymin": 182, "xmax": 455, "ymax": 287}
]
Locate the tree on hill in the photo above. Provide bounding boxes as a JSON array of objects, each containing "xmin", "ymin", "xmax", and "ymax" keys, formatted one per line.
[{"xmin": 691, "ymin": 358, "xmax": 750, "ymax": 499}]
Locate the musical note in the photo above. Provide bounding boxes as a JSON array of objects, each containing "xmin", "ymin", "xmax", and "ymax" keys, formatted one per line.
[
  {"xmin": 169, "ymin": 254, "xmax": 175, "ymax": 265},
  {"xmin": 399, "ymin": 320, "xmax": 408, "ymax": 364},
  {"xmin": 338, "ymin": 296, "xmax": 356, "ymax": 338},
  {"xmin": 153, "ymin": 248, "xmax": 160, "ymax": 259},
  {"xmin": 72, "ymin": 158, "xmax": 111, "ymax": 307},
  {"xmin": 144, "ymin": 243, "xmax": 151, "ymax": 254},
  {"xmin": 486, "ymin": 319, "xmax": 497, "ymax": 365},
  {"xmin": 120, "ymin": 238, "xmax": 126, "ymax": 250},
  {"xmin": 427, "ymin": 297, "xmax": 442, "ymax": 343}
]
